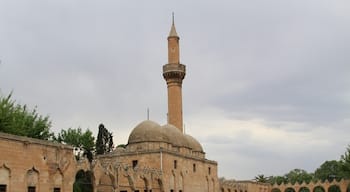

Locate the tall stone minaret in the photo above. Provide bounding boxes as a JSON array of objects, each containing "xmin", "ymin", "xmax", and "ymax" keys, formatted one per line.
[{"xmin": 163, "ymin": 16, "xmax": 186, "ymax": 132}]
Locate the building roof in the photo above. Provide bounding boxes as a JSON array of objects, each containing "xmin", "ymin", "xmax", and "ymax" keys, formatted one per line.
[{"xmin": 127, "ymin": 120, "xmax": 203, "ymax": 152}]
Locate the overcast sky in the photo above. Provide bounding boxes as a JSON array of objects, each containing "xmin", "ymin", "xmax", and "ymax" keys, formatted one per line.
[{"xmin": 1, "ymin": 0, "xmax": 349, "ymax": 180}]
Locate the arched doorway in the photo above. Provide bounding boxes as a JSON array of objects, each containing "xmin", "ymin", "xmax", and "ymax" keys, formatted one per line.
[
  {"xmin": 328, "ymin": 185, "xmax": 341, "ymax": 192},
  {"xmin": 73, "ymin": 170, "xmax": 93, "ymax": 192},
  {"xmin": 313, "ymin": 186, "xmax": 325, "ymax": 192}
]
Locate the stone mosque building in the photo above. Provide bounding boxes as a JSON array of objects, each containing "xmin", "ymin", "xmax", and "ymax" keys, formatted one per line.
[
  {"xmin": 0, "ymin": 19, "xmax": 349, "ymax": 192},
  {"xmin": 92, "ymin": 19, "xmax": 219, "ymax": 192}
]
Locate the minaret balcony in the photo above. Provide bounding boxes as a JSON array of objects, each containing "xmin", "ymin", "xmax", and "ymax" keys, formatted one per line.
[{"xmin": 162, "ymin": 63, "xmax": 186, "ymax": 80}]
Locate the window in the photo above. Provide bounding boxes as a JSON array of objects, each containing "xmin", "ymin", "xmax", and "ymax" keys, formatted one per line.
[
  {"xmin": 170, "ymin": 190, "xmax": 174, "ymax": 192},
  {"xmin": 0, "ymin": 185, "xmax": 6, "ymax": 192},
  {"xmin": 54, "ymin": 188, "xmax": 60, "ymax": 192},
  {"xmin": 208, "ymin": 167, "xmax": 211, "ymax": 175},
  {"xmin": 174, "ymin": 160, "xmax": 177, "ymax": 169},
  {"xmin": 132, "ymin": 160, "xmax": 138, "ymax": 168},
  {"xmin": 193, "ymin": 164, "xmax": 196, "ymax": 172},
  {"xmin": 28, "ymin": 186, "xmax": 36, "ymax": 192}
]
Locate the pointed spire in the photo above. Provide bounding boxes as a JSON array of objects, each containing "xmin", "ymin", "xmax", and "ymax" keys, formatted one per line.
[{"xmin": 168, "ymin": 12, "xmax": 179, "ymax": 37}]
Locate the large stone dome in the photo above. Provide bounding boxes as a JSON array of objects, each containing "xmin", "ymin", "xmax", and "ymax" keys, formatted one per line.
[{"xmin": 127, "ymin": 120, "xmax": 203, "ymax": 152}]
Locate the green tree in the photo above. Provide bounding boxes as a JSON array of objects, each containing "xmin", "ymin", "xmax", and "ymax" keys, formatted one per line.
[
  {"xmin": 269, "ymin": 176, "xmax": 287, "ymax": 185},
  {"xmin": 56, "ymin": 128, "xmax": 95, "ymax": 162},
  {"xmin": 314, "ymin": 160, "xmax": 344, "ymax": 181},
  {"xmin": 0, "ymin": 93, "xmax": 52, "ymax": 140},
  {"xmin": 73, "ymin": 170, "xmax": 93, "ymax": 192},
  {"xmin": 96, "ymin": 123, "xmax": 114, "ymax": 155},
  {"xmin": 340, "ymin": 145, "xmax": 350, "ymax": 178},
  {"xmin": 254, "ymin": 174, "xmax": 269, "ymax": 183},
  {"xmin": 284, "ymin": 169, "xmax": 313, "ymax": 184}
]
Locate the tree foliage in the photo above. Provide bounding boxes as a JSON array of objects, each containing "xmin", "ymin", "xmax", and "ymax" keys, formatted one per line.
[
  {"xmin": 56, "ymin": 127, "xmax": 95, "ymax": 162},
  {"xmin": 314, "ymin": 160, "xmax": 344, "ymax": 181},
  {"xmin": 269, "ymin": 176, "xmax": 287, "ymax": 185},
  {"xmin": 284, "ymin": 169, "xmax": 313, "ymax": 184},
  {"xmin": 96, "ymin": 123, "xmax": 114, "ymax": 155},
  {"xmin": 73, "ymin": 170, "xmax": 93, "ymax": 192},
  {"xmin": 254, "ymin": 174, "xmax": 269, "ymax": 183},
  {"xmin": 340, "ymin": 145, "xmax": 350, "ymax": 179},
  {"xmin": 267, "ymin": 146, "xmax": 350, "ymax": 185},
  {"xmin": 0, "ymin": 93, "xmax": 52, "ymax": 140}
]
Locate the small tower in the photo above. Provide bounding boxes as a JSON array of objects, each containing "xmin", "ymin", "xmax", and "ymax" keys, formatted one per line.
[{"xmin": 163, "ymin": 15, "xmax": 186, "ymax": 132}]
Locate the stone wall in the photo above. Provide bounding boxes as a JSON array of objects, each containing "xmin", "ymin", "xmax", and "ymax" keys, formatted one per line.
[
  {"xmin": 95, "ymin": 146, "xmax": 218, "ymax": 192},
  {"xmin": 0, "ymin": 132, "xmax": 77, "ymax": 192}
]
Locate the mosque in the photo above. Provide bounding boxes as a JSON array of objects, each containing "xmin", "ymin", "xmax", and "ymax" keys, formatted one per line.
[
  {"xmin": 92, "ymin": 18, "xmax": 219, "ymax": 192},
  {"xmin": 0, "ymin": 19, "xmax": 349, "ymax": 192},
  {"xmin": 0, "ymin": 19, "xmax": 218, "ymax": 192}
]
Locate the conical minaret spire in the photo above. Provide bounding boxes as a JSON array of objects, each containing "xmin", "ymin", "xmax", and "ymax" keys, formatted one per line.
[
  {"xmin": 168, "ymin": 13, "xmax": 178, "ymax": 37},
  {"xmin": 163, "ymin": 15, "xmax": 186, "ymax": 132}
]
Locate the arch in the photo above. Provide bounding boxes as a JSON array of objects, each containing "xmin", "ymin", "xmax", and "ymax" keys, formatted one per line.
[
  {"xmin": 52, "ymin": 169, "xmax": 63, "ymax": 190},
  {"xmin": 0, "ymin": 165, "xmax": 10, "ymax": 191},
  {"xmin": 157, "ymin": 178, "xmax": 164, "ymax": 192},
  {"xmin": 26, "ymin": 167, "xmax": 39, "ymax": 189},
  {"xmin": 169, "ymin": 173, "xmax": 175, "ymax": 191},
  {"xmin": 141, "ymin": 177, "xmax": 150, "ymax": 192},
  {"xmin": 74, "ymin": 169, "xmax": 93, "ymax": 192},
  {"xmin": 272, "ymin": 188, "xmax": 281, "ymax": 192},
  {"xmin": 0, "ymin": 165, "xmax": 10, "ymax": 184},
  {"xmin": 285, "ymin": 188, "xmax": 296, "ymax": 192},
  {"xmin": 177, "ymin": 174, "xmax": 183, "ymax": 191},
  {"xmin": 299, "ymin": 187, "xmax": 310, "ymax": 192},
  {"xmin": 212, "ymin": 178, "xmax": 215, "ymax": 192},
  {"xmin": 313, "ymin": 186, "xmax": 325, "ymax": 192},
  {"xmin": 328, "ymin": 185, "xmax": 341, "ymax": 192},
  {"xmin": 206, "ymin": 176, "xmax": 209, "ymax": 192},
  {"xmin": 97, "ymin": 173, "xmax": 114, "ymax": 192}
]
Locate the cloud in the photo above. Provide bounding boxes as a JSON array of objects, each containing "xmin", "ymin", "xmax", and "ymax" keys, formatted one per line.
[{"xmin": 0, "ymin": 0, "xmax": 349, "ymax": 180}]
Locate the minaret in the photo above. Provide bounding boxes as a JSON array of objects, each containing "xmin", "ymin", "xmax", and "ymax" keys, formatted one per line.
[{"xmin": 163, "ymin": 15, "xmax": 186, "ymax": 132}]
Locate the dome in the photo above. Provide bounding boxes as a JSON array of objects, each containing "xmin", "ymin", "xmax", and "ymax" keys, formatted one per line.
[
  {"xmin": 127, "ymin": 120, "xmax": 204, "ymax": 153},
  {"xmin": 128, "ymin": 120, "xmax": 166, "ymax": 144},
  {"xmin": 161, "ymin": 124, "xmax": 189, "ymax": 147},
  {"xmin": 184, "ymin": 134, "xmax": 203, "ymax": 152}
]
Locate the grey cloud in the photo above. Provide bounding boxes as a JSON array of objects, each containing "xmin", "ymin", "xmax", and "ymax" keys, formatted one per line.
[{"xmin": 1, "ymin": 0, "xmax": 349, "ymax": 180}]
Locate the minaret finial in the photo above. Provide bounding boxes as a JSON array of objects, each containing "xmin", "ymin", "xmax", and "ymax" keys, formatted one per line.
[
  {"xmin": 168, "ymin": 12, "xmax": 179, "ymax": 37},
  {"xmin": 172, "ymin": 12, "xmax": 175, "ymax": 25}
]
